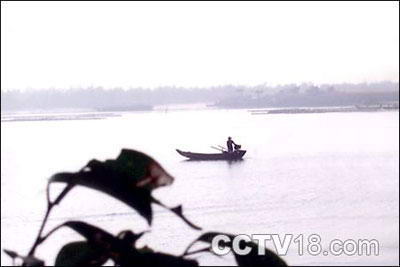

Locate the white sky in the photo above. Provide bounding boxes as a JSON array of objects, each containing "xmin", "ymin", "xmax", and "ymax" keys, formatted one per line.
[{"xmin": 1, "ymin": 1, "xmax": 399, "ymax": 90}]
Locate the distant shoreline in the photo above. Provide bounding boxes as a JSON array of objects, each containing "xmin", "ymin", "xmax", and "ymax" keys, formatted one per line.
[
  {"xmin": 0, "ymin": 112, "xmax": 121, "ymax": 122},
  {"xmin": 1, "ymin": 105, "xmax": 398, "ymax": 123},
  {"xmin": 249, "ymin": 104, "xmax": 399, "ymax": 115}
]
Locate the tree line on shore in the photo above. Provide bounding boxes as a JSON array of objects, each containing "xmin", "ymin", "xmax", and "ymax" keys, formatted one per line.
[{"xmin": 1, "ymin": 81, "xmax": 398, "ymax": 111}]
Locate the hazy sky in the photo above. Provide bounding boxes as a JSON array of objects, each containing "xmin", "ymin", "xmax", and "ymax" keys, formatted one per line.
[{"xmin": 1, "ymin": 1, "xmax": 399, "ymax": 90}]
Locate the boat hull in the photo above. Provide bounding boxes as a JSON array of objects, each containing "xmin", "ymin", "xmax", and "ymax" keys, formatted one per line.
[{"xmin": 176, "ymin": 149, "xmax": 246, "ymax": 160}]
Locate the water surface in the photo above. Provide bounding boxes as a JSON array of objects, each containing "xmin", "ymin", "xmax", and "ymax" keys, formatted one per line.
[{"xmin": 1, "ymin": 109, "xmax": 398, "ymax": 265}]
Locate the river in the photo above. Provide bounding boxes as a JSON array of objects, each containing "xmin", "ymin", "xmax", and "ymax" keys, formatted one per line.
[{"xmin": 1, "ymin": 109, "xmax": 398, "ymax": 266}]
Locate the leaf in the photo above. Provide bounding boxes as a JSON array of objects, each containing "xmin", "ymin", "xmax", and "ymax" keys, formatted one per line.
[
  {"xmin": 120, "ymin": 251, "xmax": 199, "ymax": 267},
  {"xmin": 171, "ymin": 205, "xmax": 201, "ymax": 230},
  {"xmin": 114, "ymin": 149, "xmax": 174, "ymax": 189},
  {"xmin": 55, "ymin": 241, "xmax": 108, "ymax": 266},
  {"xmin": 63, "ymin": 221, "xmax": 119, "ymax": 250},
  {"xmin": 62, "ymin": 220, "xmax": 141, "ymax": 259},
  {"xmin": 183, "ymin": 231, "xmax": 227, "ymax": 254},
  {"xmin": 50, "ymin": 149, "xmax": 174, "ymax": 225},
  {"xmin": 3, "ymin": 249, "xmax": 18, "ymax": 259},
  {"xmin": 49, "ymin": 149, "xmax": 199, "ymax": 229},
  {"xmin": 21, "ymin": 255, "xmax": 45, "ymax": 266},
  {"xmin": 233, "ymin": 242, "xmax": 287, "ymax": 267},
  {"xmin": 152, "ymin": 198, "xmax": 202, "ymax": 230},
  {"xmin": 3, "ymin": 249, "xmax": 45, "ymax": 266},
  {"xmin": 185, "ymin": 232, "xmax": 287, "ymax": 267},
  {"xmin": 117, "ymin": 230, "xmax": 148, "ymax": 247},
  {"xmin": 61, "ymin": 221, "xmax": 130, "ymax": 264},
  {"xmin": 60, "ymin": 221, "xmax": 198, "ymax": 266}
]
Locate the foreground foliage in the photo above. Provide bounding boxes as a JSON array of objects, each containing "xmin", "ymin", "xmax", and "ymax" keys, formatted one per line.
[{"xmin": 4, "ymin": 149, "xmax": 287, "ymax": 266}]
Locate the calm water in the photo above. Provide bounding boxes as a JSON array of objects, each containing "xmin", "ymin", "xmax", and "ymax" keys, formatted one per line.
[{"xmin": 1, "ymin": 109, "xmax": 399, "ymax": 266}]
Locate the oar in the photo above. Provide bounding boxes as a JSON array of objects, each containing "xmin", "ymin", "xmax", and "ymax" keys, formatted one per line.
[
  {"xmin": 217, "ymin": 145, "xmax": 226, "ymax": 151},
  {"xmin": 210, "ymin": 146, "xmax": 225, "ymax": 152}
]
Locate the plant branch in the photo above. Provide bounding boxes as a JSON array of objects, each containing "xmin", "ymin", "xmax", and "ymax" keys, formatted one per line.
[
  {"xmin": 182, "ymin": 239, "xmax": 198, "ymax": 257},
  {"xmin": 37, "ymin": 223, "xmax": 65, "ymax": 245},
  {"xmin": 27, "ymin": 183, "xmax": 74, "ymax": 256},
  {"xmin": 27, "ymin": 202, "xmax": 52, "ymax": 256},
  {"xmin": 182, "ymin": 246, "xmax": 211, "ymax": 257}
]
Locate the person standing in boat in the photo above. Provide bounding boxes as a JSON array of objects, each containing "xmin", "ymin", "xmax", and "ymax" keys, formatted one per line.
[{"xmin": 226, "ymin": 137, "xmax": 237, "ymax": 153}]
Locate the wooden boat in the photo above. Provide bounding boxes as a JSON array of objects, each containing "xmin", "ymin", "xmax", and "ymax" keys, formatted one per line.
[{"xmin": 176, "ymin": 149, "xmax": 246, "ymax": 161}]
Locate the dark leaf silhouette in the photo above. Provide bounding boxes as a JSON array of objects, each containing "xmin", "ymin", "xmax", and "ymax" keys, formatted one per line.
[
  {"xmin": 151, "ymin": 198, "xmax": 202, "ymax": 230},
  {"xmin": 50, "ymin": 149, "xmax": 174, "ymax": 225},
  {"xmin": 55, "ymin": 241, "xmax": 108, "ymax": 266},
  {"xmin": 117, "ymin": 230, "xmax": 148, "ymax": 247},
  {"xmin": 15, "ymin": 149, "xmax": 288, "ymax": 266},
  {"xmin": 60, "ymin": 220, "xmax": 198, "ymax": 267},
  {"xmin": 3, "ymin": 249, "xmax": 18, "ymax": 259},
  {"xmin": 119, "ymin": 251, "xmax": 198, "ymax": 267},
  {"xmin": 170, "ymin": 205, "xmax": 201, "ymax": 230},
  {"xmin": 3, "ymin": 249, "xmax": 45, "ymax": 266},
  {"xmin": 21, "ymin": 256, "xmax": 45, "ymax": 267},
  {"xmin": 62, "ymin": 221, "xmax": 121, "ymax": 252},
  {"xmin": 185, "ymin": 232, "xmax": 287, "ymax": 267},
  {"xmin": 60, "ymin": 220, "xmax": 133, "ymax": 264}
]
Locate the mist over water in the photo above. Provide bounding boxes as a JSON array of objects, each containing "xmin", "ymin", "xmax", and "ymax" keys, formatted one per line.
[{"xmin": 1, "ymin": 109, "xmax": 398, "ymax": 265}]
